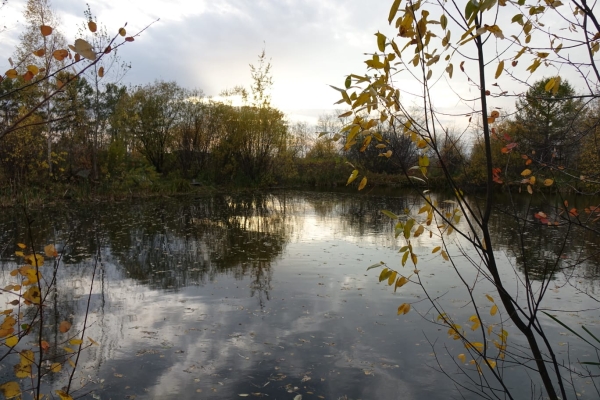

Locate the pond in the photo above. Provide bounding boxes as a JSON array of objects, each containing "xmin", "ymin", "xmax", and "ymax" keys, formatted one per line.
[{"xmin": 1, "ymin": 190, "xmax": 599, "ymax": 399}]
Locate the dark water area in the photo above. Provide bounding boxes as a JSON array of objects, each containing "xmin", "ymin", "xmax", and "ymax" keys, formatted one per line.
[{"xmin": 1, "ymin": 190, "xmax": 599, "ymax": 399}]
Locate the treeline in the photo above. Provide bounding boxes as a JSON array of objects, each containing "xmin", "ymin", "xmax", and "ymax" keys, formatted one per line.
[
  {"xmin": 0, "ymin": 74, "xmax": 352, "ymax": 194},
  {"xmin": 2, "ymin": 74, "xmax": 599, "ymax": 197}
]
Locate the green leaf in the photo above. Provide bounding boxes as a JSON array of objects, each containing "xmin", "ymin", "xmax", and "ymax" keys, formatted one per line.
[
  {"xmin": 495, "ymin": 60, "xmax": 504, "ymax": 79},
  {"xmin": 403, "ymin": 219, "xmax": 415, "ymax": 239},
  {"xmin": 376, "ymin": 32, "xmax": 386, "ymax": 52},
  {"xmin": 379, "ymin": 268, "xmax": 392, "ymax": 282},
  {"xmin": 344, "ymin": 75, "xmax": 351, "ymax": 89},
  {"xmin": 367, "ymin": 261, "xmax": 385, "ymax": 271},
  {"xmin": 440, "ymin": 14, "xmax": 448, "ymax": 30},
  {"xmin": 388, "ymin": 0, "xmax": 402, "ymax": 24},
  {"xmin": 381, "ymin": 210, "xmax": 399, "ymax": 220},
  {"xmin": 465, "ymin": 1, "xmax": 478, "ymax": 21},
  {"xmin": 511, "ymin": 14, "xmax": 524, "ymax": 24}
]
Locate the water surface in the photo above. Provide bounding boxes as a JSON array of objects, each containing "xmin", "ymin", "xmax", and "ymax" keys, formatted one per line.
[{"xmin": 1, "ymin": 190, "xmax": 599, "ymax": 399}]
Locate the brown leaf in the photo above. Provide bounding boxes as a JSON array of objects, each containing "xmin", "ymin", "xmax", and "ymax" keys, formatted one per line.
[
  {"xmin": 40, "ymin": 25, "xmax": 53, "ymax": 36},
  {"xmin": 59, "ymin": 321, "xmax": 72, "ymax": 333},
  {"xmin": 53, "ymin": 49, "xmax": 68, "ymax": 61}
]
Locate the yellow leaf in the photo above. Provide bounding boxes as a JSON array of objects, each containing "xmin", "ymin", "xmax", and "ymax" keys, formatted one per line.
[
  {"xmin": 119, "ymin": 27, "xmax": 126, "ymax": 36},
  {"xmin": 88, "ymin": 21, "xmax": 97, "ymax": 33},
  {"xmin": 375, "ymin": 32, "xmax": 386, "ymax": 52},
  {"xmin": 521, "ymin": 169, "xmax": 532, "ymax": 176},
  {"xmin": 14, "ymin": 363, "xmax": 31, "ymax": 378},
  {"xmin": 19, "ymin": 350, "xmax": 34, "ymax": 366},
  {"xmin": 88, "ymin": 337, "xmax": 99, "ymax": 346},
  {"xmin": 490, "ymin": 305, "xmax": 498, "ymax": 316},
  {"xmin": 413, "ymin": 225, "xmax": 424, "ymax": 237},
  {"xmin": 544, "ymin": 179, "xmax": 554, "ymax": 186},
  {"xmin": 0, "ymin": 381, "xmax": 21, "ymax": 399},
  {"xmin": 346, "ymin": 170, "xmax": 359, "ymax": 186},
  {"xmin": 432, "ymin": 246, "xmax": 441, "ymax": 253},
  {"xmin": 63, "ymin": 347, "xmax": 74, "ymax": 353},
  {"xmin": 401, "ymin": 251, "xmax": 409, "ymax": 266},
  {"xmin": 1, "ymin": 315, "xmax": 16, "ymax": 330},
  {"xmin": 44, "ymin": 244, "xmax": 57, "ymax": 257},
  {"xmin": 23, "ymin": 286, "xmax": 41, "ymax": 304},
  {"xmin": 485, "ymin": 294, "xmax": 494, "ymax": 303},
  {"xmin": 527, "ymin": 185, "xmax": 533, "ymax": 195},
  {"xmin": 495, "ymin": 60, "xmax": 504, "ymax": 79},
  {"xmin": 457, "ymin": 353, "xmax": 466, "ymax": 363},
  {"xmin": 55, "ymin": 390, "xmax": 74, "ymax": 400},
  {"xmin": 50, "ymin": 362, "xmax": 62, "ymax": 373},
  {"xmin": 486, "ymin": 359, "xmax": 497, "ymax": 369},
  {"xmin": 441, "ymin": 250, "xmax": 449, "ymax": 261},
  {"xmin": 379, "ymin": 268, "xmax": 390, "ymax": 282},
  {"xmin": 27, "ymin": 65, "xmax": 39, "ymax": 75},
  {"xmin": 5, "ymin": 335, "xmax": 18, "ymax": 347},
  {"xmin": 69, "ymin": 338, "xmax": 83, "ymax": 345},
  {"xmin": 388, "ymin": 0, "xmax": 402, "ymax": 24},
  {"xmin": 397, "ymin": 303, "xmax": 411, "ymax": 315},
  {"xmin": 387, "ymin": 271, "xmax": 397, "ymax": 286},
  {"xmin": 40, "ymin": 25, "xmax": 53, "ymax": 36},
  {"xmin": 33, "ymin": 48, "xmax": 46, "ymax": 57},
  {"xmin": 465, "ymin": 342, "xmax": 484, "ymax": 351},
  {"xmin": 545, "ymin": 78, "xmax": 556, "ymax": 92},
  {"xmin": 395, "ymin": 276, "xmax": 408, "ymax": 292},
  {"xmin": 358, "ymin": 177, "xmax": 367, "ymax": 191},
  {"xmin": 17, "ymin": 243, "xmax": 26, "ymax": 249}
]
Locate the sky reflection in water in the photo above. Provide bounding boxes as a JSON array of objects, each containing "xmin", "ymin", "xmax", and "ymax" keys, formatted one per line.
[{"xmin": 1, "ymin": 191, "xmax": 599, "ymax": 399}]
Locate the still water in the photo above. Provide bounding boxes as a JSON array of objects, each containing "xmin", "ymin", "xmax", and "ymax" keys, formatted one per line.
[{"xmin": 1, "ymin": 190, "xmax": 599, "ymax": 399}]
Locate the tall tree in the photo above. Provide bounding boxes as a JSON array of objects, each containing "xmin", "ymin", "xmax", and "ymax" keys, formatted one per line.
[
  {"xmin": 14, "ymin": 0, "xmax": 67, "ymax": 176},
  {"xmin": 513, "ymin": 78, "xmax": 585, "ymax": 168},
  {"xmin": 120, "ymin": 81, "xmax": 186, "ymax": 174}
]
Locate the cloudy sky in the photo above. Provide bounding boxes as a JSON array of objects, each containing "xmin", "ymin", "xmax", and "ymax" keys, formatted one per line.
[
  {"xmin": 1, "ymin": 0, "xmax": 402, "ymax": 124},
  {"xmin": 0, "ymin": 0, "xmax": 592, "ymax": 127}
]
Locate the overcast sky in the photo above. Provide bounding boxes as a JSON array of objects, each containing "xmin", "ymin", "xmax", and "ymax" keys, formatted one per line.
[
  {"xmin": 1, "ymin": 0, "xmax": 401, "ymax": 124},
  {"xmin": 1, "ymin": 0, "xmax": 593, "ymax": 127}
]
